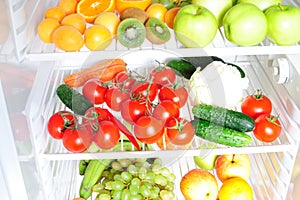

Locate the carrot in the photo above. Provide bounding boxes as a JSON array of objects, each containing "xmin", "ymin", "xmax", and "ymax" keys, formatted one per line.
[{"xmin": 64, "ymin": 58, "xmax": 126, "ymax": 87}]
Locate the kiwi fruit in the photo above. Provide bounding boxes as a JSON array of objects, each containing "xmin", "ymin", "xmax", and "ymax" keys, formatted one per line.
[
  {"xmin": 117, "ymin": 18, "xmax": 146, "ymax": 48},
  {"xmin": 120, "ymin": 7, "xmax": 149, "ymax": 24},
  {"xmin": 145, "ymin": 18, "xmax": 171, "ymax": 45}
]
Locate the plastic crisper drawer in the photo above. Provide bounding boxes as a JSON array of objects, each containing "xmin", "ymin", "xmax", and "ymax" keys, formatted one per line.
[{"xmin": 24, "ymin": 49, "xmax": 300, "ymax": 161}]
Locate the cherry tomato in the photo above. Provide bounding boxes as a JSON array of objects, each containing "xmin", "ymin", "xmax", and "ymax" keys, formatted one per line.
[
  {"xmin": 47, "ymin": 111, "xmax": 75, "ymax": 139},
  {"xmin": 83, "ymin": 107, "xmax": 111, "ymax": 133},
  {"xmin": 105, "ymin": 86, "xmax": 130, "ymax": 111},
  {"xmin": 152, "ymin": 100, "xmax": 180, "ymax": 124},
  {"xmin": 166, "ymin": 118, "xmax": 195, "ymax": 145},
  {"xmin": 134, "ymin": 115, "xmax": 164, "ymax": 144},
  {"xmin": 131, "ymin": 81, "xmax": 159, "ymax": 102},
  {"xmin": 149, "ymin": 65, "xmax": 176, "ymax": 87},
  {"xmin": 253, "ymin": 114, "xmax": 281, "ymax": 143},
  {"xmin": 241, "ymin": 89, "xmax": 272, "ymax": 119},
  {"xmin": 114, "ymin": 71, "xmax": 136, "ymax": 92},
  {"xmin": 93, "ymin": 120, "xmax": 120, "ymax": 149},
  {"xmin": 82, "ymin": 79, "xmax": 108, "ymax": 105},
  {"xmin": 158, "ymin": 86, "xmax": 188, "ymax": 107},
  {"xmin": 120, "ymin": 98, "xmax": 149, "ymax": 124},
  {"xmin": 62, "ymin": 126, "xmax": 93, "ymax": 153}
]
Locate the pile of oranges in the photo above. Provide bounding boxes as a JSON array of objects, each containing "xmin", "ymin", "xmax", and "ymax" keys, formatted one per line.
[{"xmin": 37, "ymin": 0, "xmax": 181, "ymax": 52}]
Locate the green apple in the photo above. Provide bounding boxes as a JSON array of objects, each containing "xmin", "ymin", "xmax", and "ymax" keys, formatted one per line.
[
  {"xmin": 174, "ymin": 5, "xmax": 218, "ymax": 48},
  {"xmin": 265, "ymin": 4, "xmax": 300, "ymax": 46},
  {"xmin": 191, "ymin": 0, "xmax": 233, "ymax": 27},
  {"xmin": 237, "ymin": 0, "xmax": 281, "ymax": 11},
  {"xmin": 193, "ymin": 144, "xmax": 218, "ymax": 170},
  {"xmin": 222, "ymin": 3, "xmax": 268, "ymax": 46}
]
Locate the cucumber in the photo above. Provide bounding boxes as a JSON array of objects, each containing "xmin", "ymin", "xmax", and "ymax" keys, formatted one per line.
[
  {"xmin": 191, "ymin": 119, "xmax": 252, "ymax": 147},
  {"xmin": 192, "ymin": 104, "xmax": 255, "ymax": 132},
  {"xmin": 56, "ymin": 84, "xmax": 93, "ymax": 115},
  {"xmin": 166, "ymin": 58, "xmax": 196, "ymax": 79}
]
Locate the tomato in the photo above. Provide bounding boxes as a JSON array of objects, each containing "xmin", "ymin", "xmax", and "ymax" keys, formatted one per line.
[
  {"xmin": 105, "ymin": 86, "xmax": 130, "ymax": 111},
  {"xmin": 93, "ymin": 120, "xmax": 120, "ymax": 149},
  {"xmin": 149, "ymin": 65, "xmax": 176, "ymax": 87},
  {"xmin": 62, "ymin": 126, "xmax": 93, "ymax": 153},
  {"xmin": 131, "ymin": 81, "xmax": 159, "ymax": 102},
  {"xmin": 166, "ymin": 118, "xmax": 195, "ymax": 145},
  {"xmin": 253, "ymin": 114, "xmax": 281, "ymax": 143},
  {"xmin": 158, "ymin": 86, "xmax": 188, "ymax": 107},
  {"xmin": 114, "ymin": 71, "xmax": 136, "ymax": 92},
  {"xmin": 82, "ymin": 79, "xmax": 108, "ymax": 105},
  {"xmin": 134, "ymin": 115, "xmax": 164, "ymax": 144},
  {"xmin": 47, "ymin": 111, "xmax": 76, "ymax": 139},
  {"xmin": 152, "ymin": 100, "xmax": 180, "ymax": 124},
  {"xmin": 241, "ymin": 89, "xmax": 272, "ymax": 119},
  {"xmin": 83, "ymin": 107, "xmax": 111, "ymax": 133},
  {"xmin": 120, "ymin": 98, "xmax": 149, "ymax": 124}
]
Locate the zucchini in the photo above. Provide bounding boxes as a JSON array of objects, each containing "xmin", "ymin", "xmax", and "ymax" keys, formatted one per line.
[
  {"xmin": 192, "ymin": 104, "xmax": 255, "ymax": 132},
  {"xmin": 166, "ymin": 58, "xmax": 196, "ymax": 79},
  {"xmin": 56, "ymin": 84, "xmax": 93, "ymax": 115},
  {"xmin": 191, "ymin": 119, "xmax": 252, "ymax": 147}
]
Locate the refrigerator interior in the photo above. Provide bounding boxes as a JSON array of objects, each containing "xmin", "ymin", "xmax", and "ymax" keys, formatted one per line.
[{"xmin": 1, "ymin": 0, "xmax": 300, "ymax": 200}]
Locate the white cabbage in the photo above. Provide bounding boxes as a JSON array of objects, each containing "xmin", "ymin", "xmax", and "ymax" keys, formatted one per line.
[{"xmin": 188, "ymin": 61, "xmax": 249, "ymax": 108}]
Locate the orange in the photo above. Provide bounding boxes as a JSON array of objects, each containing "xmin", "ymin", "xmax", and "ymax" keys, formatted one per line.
[
  {"xmin": 45, "ymin": 7, "xmax": 67, "ymax": 22},
  {"xmin": 94, "ymin": 12, "xmax": 120, "ymax": 37},
  {"xmin": 84, "ymin": 25, "xmax": 112, "ymax": 51},
  {"xmin": 219, "ymin": 177, "xmax": 253, "ymax": 200},
  {"xmin": 37, "ymin": 18, "xmax": 60, "ymax": 43},
  {"xmin": 61, "ymin": 13, "xmax": 86, "ymax": 34},
  {"xmin": 146, "ymin": 3, "xmax": 167, "ymax": 22},
  {"xmin": 58, "ymin": 0, "xmax": 78, "ymax": 15},
  {"xmin": 52, "ymin": 26, "xmax": 84, "ymax": 52},
  {"xmin": 116, "ymin": 0, "xmax": 151, "ymax": 14},
  {"xmin": 76, "ymin": 0, "xmax": 115, "ymax": 23},
  {"xmin": 164, "ymin": 7, "xmax": 180, "ymax": 29}
]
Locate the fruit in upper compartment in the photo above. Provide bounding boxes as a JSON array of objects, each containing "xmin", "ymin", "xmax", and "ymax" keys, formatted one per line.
[
  {"xmin": 117, "ymin": 18, "xmax": 146, "ymax": 48},
  {"xmin": 173, "ymin": 5, "xmax": 218, "ymax": 48},
  {"xmin": 84, "ymin": 25, "xmax": 112, "ymax": 51},
  {"xmin": 164, "ymin": 7, "xmax": 181, "ymax": 29},
  {"xmin": 222, "ymin": 3, "xmax": 268, "ymax": 46},
  {"xmin": 94, "ymin": 12, "xmax": 120, "ymax": 38},
  {"xmin": 215, "ymin": 154, "xmax": 251, "ymax": 182},
  {"xmin": 120, "ymin": 7, "xmax": 149, "ymax": 24},
  {"xmin": 146, "ymin": 3, "xmax": 168, "ymax": 22},
  {"xmin": 265, "ymin": 4, "xmax": 300, "ymax": 46},
  {"xmin": 76, "ymin": 0, "xmax": 115, "ymax": 23},
  {"xmin": 37, "ymin": 18, "xmax": 60, "ymax": 43},
  {"xmin": 253, "ymin": 114, "xmax": 281, "ymax": 142},
  {"xmin": 219, "ymin": 177, "xmax": 253, "ymax": 200},
  {"xmin": 191, "ymin": 0, "xmax": 233, "ymax": 27},
  {"xmin": 61, "ymin": 13, "xmax": 86, "ymax": 34},
  {"xmin": 237, "ymin": 0, "xmax": 281, "ymax": 11},
  {"xmin": 116, "ymin": 0, "xmax": 152, "ymax": 14},
  {"xmin": 58, "ymin": 0, "xmax": 78, "ymax": 15},
  {"xmin": 45, "ymin": 7, "xmax": 67, "ymax": 22},
  {"xmin": 180, "ymin": 169, "xmax": 218, "ymax": 200},
  {"xmin": 145, "ymin": 17, "xmax": 171, "ymax": 45}
]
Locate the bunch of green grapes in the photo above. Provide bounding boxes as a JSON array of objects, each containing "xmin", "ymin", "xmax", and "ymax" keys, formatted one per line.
[{"xmin": 92, "ymin": 158, "xmax": 176, "ymax": 200}]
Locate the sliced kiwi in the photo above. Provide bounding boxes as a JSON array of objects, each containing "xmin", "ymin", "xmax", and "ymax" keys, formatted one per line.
[
  {"xmin": 120, "ymin": 7, "xmax": 149, "ymax": 24},
  {"xmin": 145, "ymin": 18, "xmax": 171, "ymax": 45},
  {"xmin": 117, "ymin": 18, "xmax": 146, "ymax": 48}
]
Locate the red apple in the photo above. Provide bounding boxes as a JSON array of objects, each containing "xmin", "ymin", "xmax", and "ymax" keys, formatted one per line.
[
  {"xmin": 180, "ymin": 169, "xmax": 218, "ymax": 200},
  {"xmin": 215, "ymin": 154, "xmax": 251, "ymax": 182}
]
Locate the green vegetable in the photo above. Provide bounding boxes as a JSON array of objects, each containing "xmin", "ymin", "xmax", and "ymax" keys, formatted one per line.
[
  {"xmin": 192, "ymin": 104, "xmax": 255, "ymax": 132},
  {"xmin": 191, "ymin": 119, "xmax": 252, "ymax": 147},
  {"xmin": 166, "ymin": 58, "xmax": 196, "ymax": 79},
  {"xmin": 56, "ymin": 84, "xmax": 93, "ymax": 115}
]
